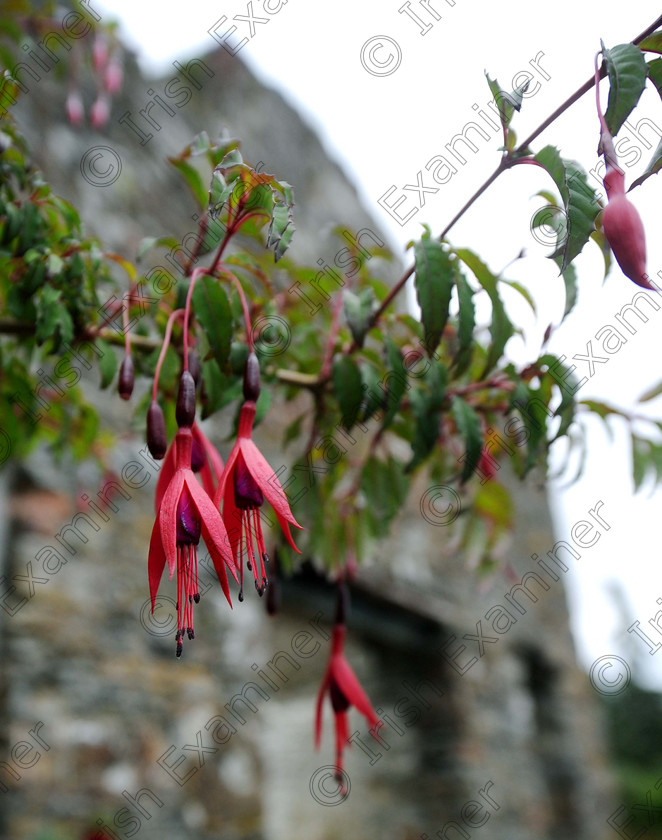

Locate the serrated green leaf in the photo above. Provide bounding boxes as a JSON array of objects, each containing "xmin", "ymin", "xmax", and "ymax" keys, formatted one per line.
[
  {"xmin": 485, "ymin": 72, "xmax": 527, "ymax": 131},
  {"xmin": 267, "ymin": 199, "xmax": 295, "ymax": 262},
  {"xmin": 382, "ymin": 338, "xmax": 408, "ymax": 429},
  {"xmin": 332, "ymin": 355, "xmax": 363, "ymax": 430},
  {"xmin": 451, "ymin": 395, "xmax": 482, "ymax": 484},
  {"xmin": 453, "ymin": 269, "xmax": 475, "ymax": 375},
  {"xmin": 602, "ymin": 42, "xmax": 648, "ymax": 137},
  {"xmin": 407, "ymin": 362, "xmax": 447, "ymax": 472},
  {"xmin": 454, "ymin": 248, "xmax": 512, "ymax": 375},
  {"xmin": 534, "ymin": 146, "xmax": 600, "ymax": 271},
  {"xmin": 96, "ymin": 339, "xmax": 118, "ymax": 389},
  {"xmin": 192, "ymin": 276, "xmax": 233, "ymax": 371},
  {"xmin": 414, "ymin": 232, "xmax": 454, "ymax": 355},
  {"xmin": 359, "ymin": 361, "xmax": 382, "ymax": 424}
]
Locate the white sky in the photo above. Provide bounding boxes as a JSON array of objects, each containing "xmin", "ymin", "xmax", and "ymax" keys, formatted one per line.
[{"xmin": 97, "ymin": 0, "xmax": 662, "ymax": 688}]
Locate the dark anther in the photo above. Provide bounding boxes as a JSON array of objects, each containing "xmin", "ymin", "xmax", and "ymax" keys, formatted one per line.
[
  {"xmin": 193, "ymin": 593, "xmax": 200, "ymax": 604},
  {"xmin": 176, "ymin": 642, "xmax": 183, "ymax": 658}
]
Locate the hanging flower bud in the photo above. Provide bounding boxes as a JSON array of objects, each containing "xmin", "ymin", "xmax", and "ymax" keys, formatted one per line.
[
  {"xmin": 176, "ymin": 370, "xmax": 196, "ymax": 428},
  {"xmin": 90, "ymin": 96, "xmax": 110, "ymax": 129},
  {"xmin": 601, "ymin": 170, "xmax": 652, "ymax": 290},
  {"xmin": 243, "ymin": 352, "xmax": 261, "ymax": 402},
  {"xmin": 65, "ymin": 91, "xmax": 84, "ymax": 127},
  {"xmin": 147, "ymin": 401, "xmax": 167, "ymax": 460},
  {"xmin": 104, "ymin": 58, "xmax": 123, "ymax": 94},
  {"xmin": 92, "ymin": 35, "xmax": 109, "ymax": 72},
  {"xmin": 118, "ymin": 355, "xmax": 134, "ymax": 400}
]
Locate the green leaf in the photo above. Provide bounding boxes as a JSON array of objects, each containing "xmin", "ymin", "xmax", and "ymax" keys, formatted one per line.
[
  {"xmin": 453, "ymin": 269, "xmax": 475, "ymax": 375},
  {"xmin": 632, "ymin": 434, "xmax": 649, "ymax": 492},
  {"xmin": 168, "ymin": 158, "xmax": 208, "ymax": 209},
  {"xmin": 647, "ymin": 57, "xmax": 662, "ymax": 99},
  {"xmin": 359, "ymin": 362, "xmax": 382, "ymax": 424},
  {"xmin": 602, "ymin": 42, "xmax": 648, "ymax": 137},
  {"xmin": 639, "ymin": 32, "xmax": 662, "ymax": 53},
  {"xmin": 561, "ymin": 263, "xmax": 578, "ymax": 320},
  {"xmin": 96, "ymin": 339, "xmax": 118, "ymax": 389},
  {"xmin": 413, "ymin": 230, "xmax": 454, "ymax": 355},
  {"xmin": 631, "ymin": 135, "xmax": 662, "ymax": 189},
  {"xmin": 192, "ymin": 276, "xmax": 233, "ymax": 371},
  {"xmin": 451, "ymin": 395, "xmax": 482, "ymax": 484},
  {"xmin": 485, "ymin": 72, "xmax": 527, "ymax": 132},
  {"xmin": 34, "ymin": 286, "xmax": 74, "ymax": 348},
  {"xmin": 534, "ymin": 146, "xmax": 600, "ymax": 271},
  {"xmin": 332, "ymin": 355, "xmax": 363, "ymax": 430},
  {"xmin": 407, "ymin": 361, "xmax": 447, "ymax": 472},
  {"xmin": 267, "ymin": 198, "xmax": 295, "ymax": 262},
  {"xmin": 344, "ymin": 287, "xmax": 377, "ymax": 347},
  {"xmin": 382, "ymin": 339, "xmax": 408, "ymax": 429},
  {"xmin": 454, "ymin": 248, "xmax": 513, "ymax": 375}
]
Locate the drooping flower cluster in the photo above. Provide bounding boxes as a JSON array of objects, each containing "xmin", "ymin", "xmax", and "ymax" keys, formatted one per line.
[{"xmin": 144, "ymin": 301, "xmax": 302, "ymax": 655}]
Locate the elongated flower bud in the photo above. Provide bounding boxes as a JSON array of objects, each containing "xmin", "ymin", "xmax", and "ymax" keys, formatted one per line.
[
  {"xmin": 147, "ymin": 401, "xmax": 167, "ymax": 459},
  {"xmin": 65, "ymin": 91, "xmax": 84, "ymax": 127},
  {"xmin": 104, "ymin": 58, "xmax": 123, "ymax": 94},
  {"xmin": 243, "ymin": 352, "xmax": 261, "ymax": 402},
  {"xmin": 118, "ymin": 355, "xmax": 134, "ymax": 400},
  {"xmin": 176, "ymin": 370, "xmax": 196, "ymax": 428},
  {"xmin": 90, "ymin": 96, "xmax": 110, "ymax": 129},
  {"xmin": 601, "ymin": 170, "xmax": 652, "ymax": 290}
]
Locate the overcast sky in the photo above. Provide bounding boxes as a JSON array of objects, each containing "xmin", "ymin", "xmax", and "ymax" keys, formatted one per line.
[{"xmin": 96, "ymin": 0, "xmax": 662, "ymax": 688}]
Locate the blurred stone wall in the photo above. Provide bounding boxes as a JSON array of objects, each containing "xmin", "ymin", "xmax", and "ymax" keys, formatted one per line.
[{"xmin": 1, "ymin": 38, "xmax": 616, "ymax": 840}]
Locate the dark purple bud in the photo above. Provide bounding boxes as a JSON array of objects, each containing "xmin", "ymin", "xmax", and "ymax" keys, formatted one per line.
[
  {"xmin": 243, "ymin": 352, "xmax": 261, "ymax": 402},
  {"xmin": 335, "ymin": 581, "xmax": 348, "ymax": 625},
  {"xmin": 188, "ymin": 351, "xmax": 202, "ymax": 387},
  {"xmin": 191, "ymin": 436, "xmax": 205, "ymax": 472},
  {"xmin": 234, "ymin": 459, "xmax": 264, "ymax": 509},
  {"xmin": 176, "ymin": 370, "xmax": 196, "ymax": 428},
  {"xmin": 118, "ymin": 355, "xmax": 134, "ymax": 400},
  {"xmin": 147, "ymin": 401, "xmax": 167, "ymax": 460}
]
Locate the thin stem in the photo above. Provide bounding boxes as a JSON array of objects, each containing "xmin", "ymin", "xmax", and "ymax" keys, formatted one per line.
[
  {"xmin": 320, "ymin": 292, "xmax": 345, "ymax": 381},
  {"xmin": 152, "ymin": 308, "xmax": 185, "ymax": 401},
  {"xmin": 182, "ymin": 267, "xmax": 210, "ymax": 370},
  {"xmin": 223, "ymin": 270, "xmax": 254, "ymax": 352}
]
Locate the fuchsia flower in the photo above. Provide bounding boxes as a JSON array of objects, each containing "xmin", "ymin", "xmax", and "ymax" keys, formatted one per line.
[
  {"xmin": 315, "ymin": 591, "xmax": 379, "ymax": 781},
  {"xmin": 149, "ymin": 424, "xmax": 238, "ymax": 656},
  {"xmin": 214, "ymin": 353, "xmax": 302, "ymax": 600},
  {"xmin": 601, "ymin": 168, "xmax": 652, "ymax": 290},
  {"xmin": 155, "ymin": 423, "xmax": 224, "ymax": 513}
]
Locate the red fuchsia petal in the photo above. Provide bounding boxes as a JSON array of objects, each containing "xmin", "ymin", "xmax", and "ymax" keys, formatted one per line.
[
  {"xmin": 214, "ymin": 444, "xmax": 241, "ymax": 508},
  {"xmin": 315, "ymin": 672, "xmax": 331, "ymax": 749},
  {"xmin": 220, "ymin": 474, "xmax": 243, "ymax": 571},
  {"xmin": 148, "ymin": 515, "xmax": 167, "ymax": 610},
  {"xmin": 155, "ymin": 439, "xmax": 177, "ymax": 513},
  {"xmin": 159, "ymin": 470, "xmax": 186, "ymax": 580},
  {"xmin": 193, "ymin": 424, "xmax": 224, "ymax": 483},
  {"xmin": 186, "ymin": 474, "xmax": 239, "ymax": 591},
  {"xmin": 330, "ymin": 656, "xmax": 379, "ymax": 730},
  {"xmin": 240, "ymin": 438, "xmax": 303, "ymax": 530}
]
